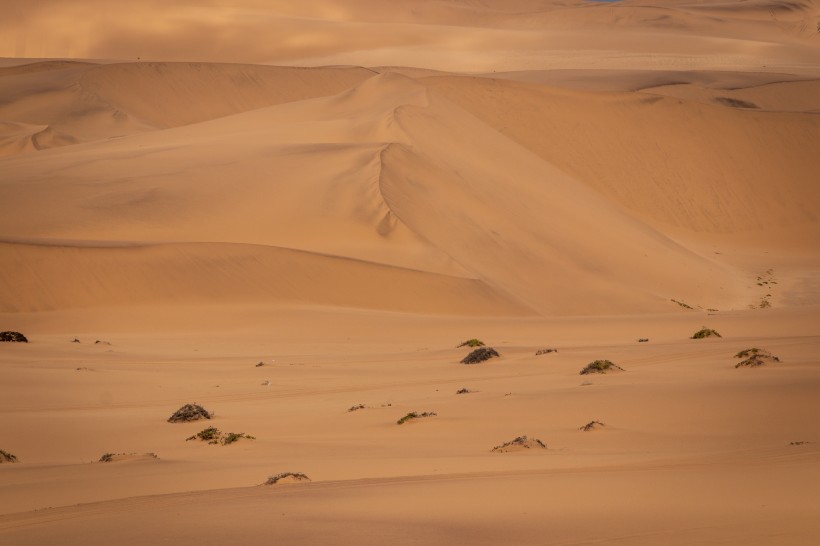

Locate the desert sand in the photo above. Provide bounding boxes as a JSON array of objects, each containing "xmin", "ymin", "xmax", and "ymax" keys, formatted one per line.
[{"xmin": 1, "ymin": 1, "xmax": 819, "ymax": 544}]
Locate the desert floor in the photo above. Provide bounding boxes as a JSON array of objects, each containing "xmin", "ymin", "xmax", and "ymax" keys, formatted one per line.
[{"xmin": 1, "ymin": 1, "xmax": 819, "ymax": 544}]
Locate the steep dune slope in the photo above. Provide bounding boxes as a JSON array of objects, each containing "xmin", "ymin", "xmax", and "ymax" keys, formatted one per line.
[
  {"xmin": 377, "ymin": 85, "xmax": 746, "ymax": 314},
  {"xmin": 425, "ymin": 75, "xmax": 820, "ymax": 240}
]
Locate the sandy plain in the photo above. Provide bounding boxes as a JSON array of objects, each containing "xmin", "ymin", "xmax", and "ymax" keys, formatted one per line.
[{"xmin": 1, "ymin": 0, "xmax": 819, "ymax": 544}]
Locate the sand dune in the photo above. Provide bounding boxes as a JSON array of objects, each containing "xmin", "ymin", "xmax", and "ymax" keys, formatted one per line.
[
  {"xmin": 0, "ymin": 69, "xmax": 760, "ymax": 314},
  {"xmin": 0, "ymin": 241, "xmax": 525, "ymax": 315},
  {"xmin": 1, "ymin": 1, "xmax": 819, "ymax": 544}
]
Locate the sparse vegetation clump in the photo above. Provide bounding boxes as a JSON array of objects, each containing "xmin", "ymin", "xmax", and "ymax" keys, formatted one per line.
[
  {"xmin": 397, "ymin": 411, "xmax": 437, "ymax": 425},
  {"xmin": 348, "ymin": 404, "xmax": 366, "ymax": 412},
  {"xmin": 491, "ymin": 436, "xmax": 547, "ymax": 453},
  {"xmin": 535, "ymin": 348, "xmax": 557, "ymax": 355},
  {"xmin": 222, "ymin": 432, "xmax": 254, "ymax": 445},
  {"xmin": 715, "ymin": 97, "xmax": 759, "ymax": 109},
  {"xmin": 167, "ymin": 403, "xmax": 211, "ymax": 423},
  {"xmin": 579, "ymin": 360, "xmax": 624, "ymax": 375},
  {"xmin": 671, "ymin": 299, "xmax": 694, "ymax": 310},
  {"xmin": 186, "ymin": 427, "xmax": 255, "ymax": 445},
  {"xmin": 457, "ymin": 338, "xmax": 485, "ymax": 348},
  {"xmin": 638, "ymin": 338, "xmax": 649, "ymax": 343},
  {"xmin": 255, "ymin": 361, "xmax": 265, "ymax": 367},
  {"xmin": 0, "ymin": 331, "xmax": 28, "ymax": 342},
  {"xmin": 264, "ymin": 472, "xmax": 311, "ymax": 485},
  {"xmin": 579, "ymin": 421, "xmax": 605, "ymax": 431},
  {"xmin": 0, "ymin": 449, "xmax": 18, "ymax": 463},
  {"xmin": 461, "ymin": 347, "xmax": 500, "ymax": 364},
  {"xmin": 456, "ymin": 388, "xmax": 471, "ymax": 394},
  {"xmin": 734, "ymin": 348, "xmax": 780, "ymax": 368},
  {"xmin": 98, "ymin": 452, "xmax": 158, "ymax": 462},
  {"xmin": 691, "ymin": 327, "xmax": 721, "ymax": 339}
]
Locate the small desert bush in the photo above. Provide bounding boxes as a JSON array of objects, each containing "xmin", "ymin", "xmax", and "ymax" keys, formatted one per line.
[
  {"xmin": 0, "ymin": 449, "xmax": 18, "ymax": 463},
  {"xmin": 0, "ymin": 331, "xmax": 27, "ymax": 342},
  {"xmin": 264, "ymin": 472, "xmax": 310, "ymax": 485},
  {"xmin": 579, "ymin": 360, "xmax": 624, "ymax": 375},
  {"xmin": 457, "ymin": 338, "xmax": 485, "ymax": 348},
  {"xmin": 186, "ymin": 427, "xmax": 255, "ymax": 445},
  {"xmin": 491, "ymin": 436, "xmax": 547, "ymax": 452},
  {"xmin": 671, "ymin": 299, "xmax": 694, "ymax": 310},
  {"xmin": 691, "ymin": 327, "xmax": 721, "ymax": 339},
  {"xmin": 461, "ymin": 347, "xmax": 500, "ymax": 364},
  {"xmin": 579, "ymin": 421, "xmax": 605, "ymax": 431},
  {"xmin": 167, "ymin": 403, "xmax": 211, "ymax": 423},
  {"xmin": 734, "ymin": 348, "xmax": 779, "ymax": 368},
  {"xmin": 397, "ymin": 411, "xmax": 436, "ymax": 425}
]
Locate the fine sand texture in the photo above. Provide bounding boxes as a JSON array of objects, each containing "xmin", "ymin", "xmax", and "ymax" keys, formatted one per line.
[{"xmin": 1, "ymin": 1, "xmax": 819, "ymax": 544}]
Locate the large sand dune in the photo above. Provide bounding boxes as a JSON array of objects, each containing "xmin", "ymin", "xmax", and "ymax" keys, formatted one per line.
[{"xmin": 1, "ymin": 1, "xmax": 819, "ymax": 544}]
